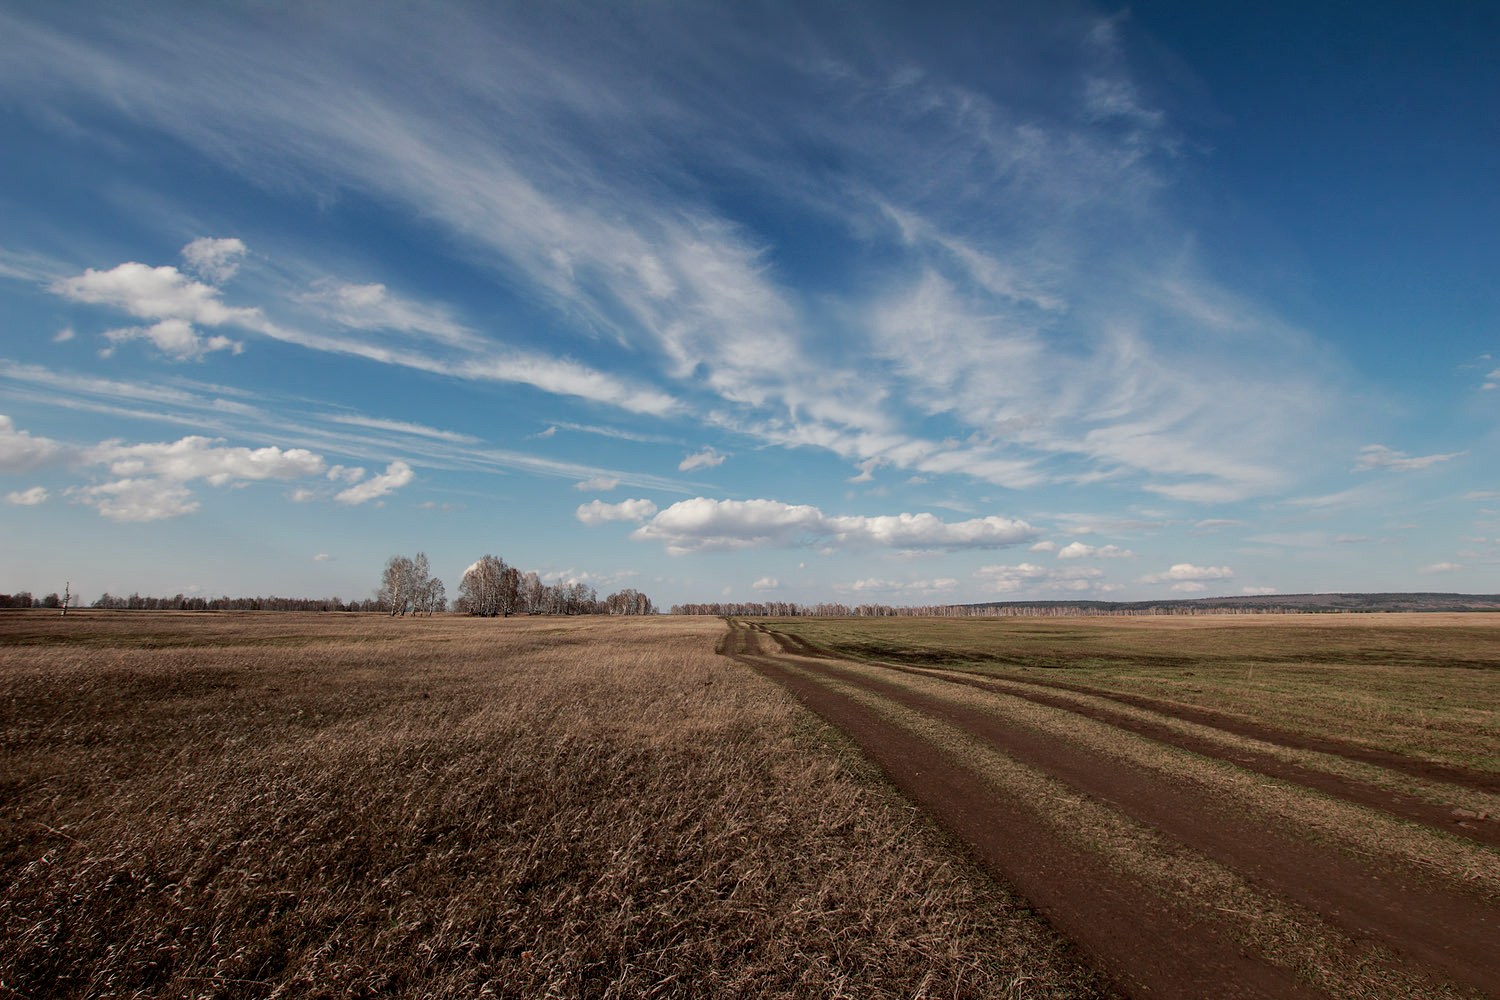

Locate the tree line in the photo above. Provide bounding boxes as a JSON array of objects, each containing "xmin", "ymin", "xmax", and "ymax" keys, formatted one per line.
[{"xmin": 385, "ymin": 552, "xmax": 655, "ymax": 617}]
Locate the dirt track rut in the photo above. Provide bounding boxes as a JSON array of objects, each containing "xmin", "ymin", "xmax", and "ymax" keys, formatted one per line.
[{"xmin": 724, "ymin": 619, "xmax": 1500, "ymax": 1000}]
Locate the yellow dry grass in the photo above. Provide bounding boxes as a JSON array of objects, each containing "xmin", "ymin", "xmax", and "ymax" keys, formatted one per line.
[
  {"xmin": 0, "ymin": 611, "xmax": 1109, "ymax": 1000},
  {"xmin": 763, "ymin": 612, "xmax": 1500, "ymax": 771}
]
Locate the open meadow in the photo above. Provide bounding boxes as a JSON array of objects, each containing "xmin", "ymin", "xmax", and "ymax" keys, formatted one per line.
[
  {"xmin": 0, "ymin": 612, "xmax": 1108, "ymax": 1000},
  {"xmin": 738, "ymin": 613, "xmax": 1500, "ymax": 999}
]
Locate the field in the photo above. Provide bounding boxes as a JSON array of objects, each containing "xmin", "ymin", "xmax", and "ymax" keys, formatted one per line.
[
  {"xmin": 735, "ymin": 613, "xmax": 1500, "ymax": 999},
  {"xmin": 0, "ymin": 612, "xmax": 1106, "ymax": 1000},
  {"xmin": 4, "ymin": 612, "xmax": 1499, "ymax": 999}
]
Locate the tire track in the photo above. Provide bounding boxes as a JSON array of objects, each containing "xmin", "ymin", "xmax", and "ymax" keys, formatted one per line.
[
  {"xmin": 729, "ymin": 621, "xmax": 1500, "ymax": 999},
  {"xmin": 759, "ymin": 631, "xmax": 1500, "ymax": 850},
  {"xmin": 738, "ymin": 649, "xmax": 1318, "ymax": 1000},
  {"xmin": 760, "ymin": 625, "xmax": 1500, "ymax": 801}
]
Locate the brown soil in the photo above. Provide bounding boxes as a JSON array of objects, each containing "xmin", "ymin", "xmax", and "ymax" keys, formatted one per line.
[{"xmin": 728, "ymin": 620, "xmax": 1500, "ymax": 999}]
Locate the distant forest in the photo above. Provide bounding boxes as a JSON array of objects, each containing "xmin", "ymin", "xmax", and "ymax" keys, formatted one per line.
[
  {"xmin": 0, "ymin": 551, "xmax": 657, "ymax": 617},
  {"xmin": 674, "ymin": 592, "xmax": 1500, "ymax": 617},
  {"xmin": 5, "ymin": 588, "xmax": 1498, "ymax": 617}
]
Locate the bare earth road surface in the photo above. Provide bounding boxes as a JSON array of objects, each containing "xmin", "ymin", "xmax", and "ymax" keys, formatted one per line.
[{"xmin": 722, "ymin": 619, "xmax": 1500, "ymax": 1000}]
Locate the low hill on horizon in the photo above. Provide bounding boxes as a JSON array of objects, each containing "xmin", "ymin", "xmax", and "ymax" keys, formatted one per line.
[{"xmin": 957, "ymin": 592, "xmax": 1500, "ymax": 615}]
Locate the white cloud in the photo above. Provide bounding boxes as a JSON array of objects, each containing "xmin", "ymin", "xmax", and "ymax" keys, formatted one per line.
[
  {"xmin": 327, "ymin": 464, "xmax": 366, "ymax": 483},
  {"xmin": 631, "ymin": 497, "xmax": 1037, "ymax": 555},
  {"xmin": 334, "ymin": 460, "xmax": 413, "ymax": 504},
  {"xmin": 53, "ymin": 326, "xmax": 74, "ymax": 343},
  {"xmin": 1170, "ymin": 582, "xmax": 1206, "ymax": 593},
  {"xmin": 1463, "ymin": 491, "xmax": 1499, "ymax": 501},
  {"xmin": 313, "ymin": 552, "xmax": 333, "ymax": 562},
  {"xmin": 576, "ymin": 498, "xmax": 658, "ymax": 525},
  {"xmin": 1142, "ymin": 563, "xmax": 1234, "ymax": 584},
  {"xmin": 1418, "ymin": 561, "xmax": 1462, "ymax": 574},
  {"xmin": 102, "ymin": 319, "xmax": 242, "ymax": 360},
  {"xmin": 0, "ymin": 415, "xmax": 65, "ymax": 472},
  {"xmin": 53, "ymin": 260, "xmax": 256, "ymax": 327},
  {"xmin": 679, "ymin": 448, "xmax": 726, "ymax": 472},
  {"xmin": 53, "ymin": 261, "xmax": 254, "ymax": 360},
  {"xmin": 574, "ymin": 476, "xmax": 620, "ymax": 492},
  {"xmin": 181, "ymin": 237, "xmax": 247, "ymax": 284},
  {"xmin": 298, "ymin": 280, "xmax": 477, "ymax": 348},
  {"xmin": 69, "ymin": 478, "xmax": 200, "ymax": 522},
  {"xmin": 1354, "ymin": 444, "xmax": 1463, "ymax": 472},
  {"xmin": 1057, "ymin": 541, "xmax": 1133, "ymax": 559},
  {"xmin": 89, "ymin": 436, "xmax": 325, "ymax": 485},
  {"xmin": 843, "ymin": 577, "xmax": 960, "ymax": 596},
  {"xmin": 6, "ymin": 486, "xmax": 48, "ymax": 505},
  {"xmin": 6, "ymin": 5, "xmax": 1357, "ymax": 507},
  {"xmin": 751, "ymin": 576, "xmax": 780, "ymax": 591},
  {"xmin": 1241, "ymin": 586, "xmax": 1278, "ymax": 595},
  {"xmin": 324, "ymin": 413, "xmax": 478, "ymax": 444},
  {"xmin": 634, "ymin": 498, "xmax": 826, "ymax": 553},
  {"xmin": 973, "ymin": 562, "xmax": 1104, "ymax": 593},
  {"xmin": 1029, "ymin": 540, "xmax": 1058, "ymax": 552}
]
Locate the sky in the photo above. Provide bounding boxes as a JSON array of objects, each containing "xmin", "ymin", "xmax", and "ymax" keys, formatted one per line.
[{"xmin": 1, "ymin": 1, "xmax": 1496, "ymax": 608}]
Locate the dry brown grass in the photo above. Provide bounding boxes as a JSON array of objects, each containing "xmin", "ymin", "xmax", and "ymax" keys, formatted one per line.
[
  {"xmin": 0, "ymin": 611, "xmax": 1110, "ymax": 1000},
  {"xmin": 764, "ymin": 613, "xmax": 1500, "ymax": 771}
]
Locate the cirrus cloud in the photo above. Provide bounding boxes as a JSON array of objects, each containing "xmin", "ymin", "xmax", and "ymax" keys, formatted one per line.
[{"xmin": 1354, "ymin": 444, "xmax": 1463, "ymax": 472}]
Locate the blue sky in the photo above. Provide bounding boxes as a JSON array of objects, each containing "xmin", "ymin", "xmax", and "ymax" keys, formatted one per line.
[{"xmin": 1, "ymin": 1, "xmax": 1496, "ymax": 607}]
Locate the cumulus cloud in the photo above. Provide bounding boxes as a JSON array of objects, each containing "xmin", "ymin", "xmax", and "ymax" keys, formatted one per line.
[
  {"xmin": 6, "ymin": 486, "xmax": 48, "ymax": 506},
  {"xmin": 679, "ymin": 448, "xmax": 726, "ymax": 472},
  {"xmin": 1418, "ymin": 561, "xmax": 1462, "ymax": 574},
  {"xmin": 751, "ymin": 576, "xmax": 780, "ymax": 591},
  {"xmin": 1029, "ymin": 540, "xmax": 1058, "ymax": 552},
  {"xmin": 89, "ymin": 436, "xmax": 325, "ymax": 484},
  {"xmin": 843, "ymin": 577, "xmax": 960, "ymax": 595},
  {"xmin": 327, "ymin": 464, "xmax": 366, "ymax": 483},
  {"xmin": 52, "ymin": 260, "xmax": 253, "ymax": 360},
  {"xmin": 1242, "ymin": 586, "xmax": 1278, "ymax": 595},
  {"xmin": 181, "ymin": 237, "xmax": 247, "ymax": 284},
  {"xmin": 1170, "ymin": 582, "xmax": 1207, "ymax": 593},
  {"xmin": 574, "ymin": 476, "xmax": 620, "ymax": 492},
  {"xmin": 334, "ymin": 460, "xmax": 414, "ymax": 504},
  {"xmin": 1057, "ymin": 541, "xmax": 1133, "ymax": 559},
  {"xmin": 40, "ymin": 432, "xmax": 345, "ymax": 520},
  {"xmin": 313, "ymin": 552, "xmax": 334, "ymax": 562},
  {"xmin": 1142, "ymin": 563, "xmax": 1234, "ymax": 584},
  {"xmin": 576, "ymin": 498, "xmax": 659, "ymax": 525},
  {"xmin": 53, "ymin": 326, "xmax": 75, "ymax": 343},
  {"xmin": 1354, "ymin": 444, "xmax": 1463, "ymax": 472},
  {"xmin": 973, "ymin": 562, "xmax": 1104, "ymax": 593},
  {"xmin": 0, "ymin": 415, "xmax": 65, "ymax": 472},
  {"xmin": 102, "ymin": 319, "xmax": 242, "ymax": 360},
  {"xmin": 69, "ymin": 478, "xmax": 200, "ymax": 522},
  {"xmin": 631, "ymin": 497, "xmax": 1036, "ymax": 555}
]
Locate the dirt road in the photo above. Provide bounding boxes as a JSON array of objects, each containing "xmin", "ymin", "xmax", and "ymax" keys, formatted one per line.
[{"xmin": 723, "ymin": 619, "xmax": 1500, "ymax": 1000}]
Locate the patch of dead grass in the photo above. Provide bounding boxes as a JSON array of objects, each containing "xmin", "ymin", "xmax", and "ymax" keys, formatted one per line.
[{"xmin": 0, "ymin": 612, "xmax": 1107, "ymax": 999}]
